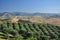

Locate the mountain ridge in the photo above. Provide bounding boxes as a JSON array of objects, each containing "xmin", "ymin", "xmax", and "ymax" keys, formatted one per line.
[{"xmin": 0, "ymin": 12, "xmax": 60, "ymax": 18}]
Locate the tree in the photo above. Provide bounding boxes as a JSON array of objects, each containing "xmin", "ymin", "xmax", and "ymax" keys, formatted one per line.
[
  {"xmin": 16, "ymin": 35, "xmax": 23, "ymax": 40},
  {"xmin": 27, "ymin": 37, "xmax": 37, "ymax": 40}
]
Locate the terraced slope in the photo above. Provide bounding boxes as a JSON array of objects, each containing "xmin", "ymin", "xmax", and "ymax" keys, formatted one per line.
[{"xmin": 0, "ymin": 20, "xmax": 60, "ymax": 40}]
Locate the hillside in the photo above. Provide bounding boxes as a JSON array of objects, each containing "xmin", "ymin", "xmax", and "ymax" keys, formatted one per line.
[
  {"xmin": 0, "ymin": 12, "xmax": 60, "ymax": 18},
  {"xmin": 0, "ymin": 12, "xmax": 60, "ymax": 26},
  {"xmin": 0, "ymin": 20, "xmax": 60, "ymax": 40},
  {"xmin": 10, "ymin": 16, "xmax": 60, "ymax": 26}
]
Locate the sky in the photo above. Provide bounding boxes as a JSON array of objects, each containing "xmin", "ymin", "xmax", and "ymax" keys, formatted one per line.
[{"xmin": 0, "ymin": 0, "xmax": 60, "ymax": 13}]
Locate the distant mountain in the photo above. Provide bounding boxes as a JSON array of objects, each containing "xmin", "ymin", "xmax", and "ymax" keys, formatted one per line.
[
  {"xmin": 48, "ymin": 14, "xmax": 60, "ymax": 18},
  {"xmin": 0, "ymin": 12, "xmax": 60, "ymax": 26},
  {"xmin": 0, "ymin": 12, "xmax": 60, "ymax": 18}
]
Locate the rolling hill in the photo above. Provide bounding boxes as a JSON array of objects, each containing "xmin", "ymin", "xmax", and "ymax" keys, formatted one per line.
[
  {"xmin": 0, "ymin": 12, "xmax": 60, "ymax": 18},
  {"xmin": 0, "ymin": 20, "xmax": 60, "ymax": 40},
  {"xmin": 0, "ymin": 12, "xmax": 60, "ymax": 26}
]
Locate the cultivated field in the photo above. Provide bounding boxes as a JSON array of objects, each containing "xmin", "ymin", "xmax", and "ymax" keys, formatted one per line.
[{"xmin": 0, "ymin": 19, "xmax": 60, "ymax": 40}]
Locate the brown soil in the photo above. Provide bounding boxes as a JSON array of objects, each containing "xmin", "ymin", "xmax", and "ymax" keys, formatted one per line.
[
  {"xmin": 11, "ymin": 16, "xmax": 19, "ymax": 23},
  {"xmin": 11, "ymin": 16, "xmax": 60, "ymax": 26}
]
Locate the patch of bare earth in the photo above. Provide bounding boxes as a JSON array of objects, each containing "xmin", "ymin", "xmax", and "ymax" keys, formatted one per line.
[
  {"xmin": 11, "ymin": 16, "xmax": 19, "ymax": 23},
  {"xmin": 11, "ymin": 16, "xmax": 60, "ymax": 26},
  {"xmin": 29, "ymin": 16, "xmax": 45, "ymax": 23},
  {"xmin": 45, "ymin": 18, "xmax": 60, "ymax": 26},
  {"xmin": 19, "ymin": 16, "xmax": 29, "ymax": 20}
]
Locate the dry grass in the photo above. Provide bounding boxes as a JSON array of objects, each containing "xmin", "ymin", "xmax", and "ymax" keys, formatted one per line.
[
  {"xmin": 11, "ymin": 16, "xmax": 19, "ymax": 23},
  {"xmin": 45, "ymin": 18, "xmax": 60, "ymax": 26},
  {"xmin": 11, "ymin": 16, "xmax": 60, "ymax": 26}
]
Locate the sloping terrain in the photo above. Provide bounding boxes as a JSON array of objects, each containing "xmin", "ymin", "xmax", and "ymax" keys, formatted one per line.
[
  {"xmin": 28, "ymin": 16, "xmax": 60, "ymax": 26},
  {"xmin": 45, "ymin": 18, "xmax": 60, "ymax": 26},
  {"xmin": 11, "ymin": 16, "xmax": 60, "ymax": 26},
  {"xmin": 0, "ymin": 20, "xmax": 60, "ymax": 40},
  {"xmin": 11, "ymin": 16, "xmax": 19, "ymax": 23},
  {"xmin": 0, "ymin": 12, "xmax": 60, "ymax": 26},
  {"xmin": 0, "ymin": 12, "xmax": 60, "ymax": 18}
]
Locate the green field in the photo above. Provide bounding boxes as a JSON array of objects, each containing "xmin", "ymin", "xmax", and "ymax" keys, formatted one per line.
[{"xmin": 0, "ymin": 20, "xmax": 60, "ymax": 40}]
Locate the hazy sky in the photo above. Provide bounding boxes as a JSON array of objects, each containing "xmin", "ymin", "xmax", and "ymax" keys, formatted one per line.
[{"xmin": 0, "ymin": 0, "xmax": 60, "ymax": 13}]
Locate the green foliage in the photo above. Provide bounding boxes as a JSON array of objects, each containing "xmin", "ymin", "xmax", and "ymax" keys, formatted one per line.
[
  {"xmin": 0, "ymin": 20, "xmax": 60, "ymax": 40},
  {"xmin": 27, "ymin": 37, "xmax": 37, "ymax": 40},
  {"xmin": 16, "ymin": 35, "xmax": 23, "ymax": 40}
]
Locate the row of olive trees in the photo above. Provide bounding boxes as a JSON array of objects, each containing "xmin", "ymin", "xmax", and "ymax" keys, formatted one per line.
[{"xmin": 0, "ymin": 21, "xmax": 60, "ymax": 40}]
